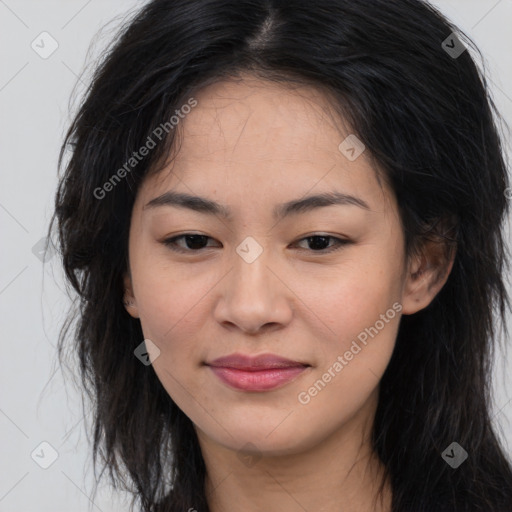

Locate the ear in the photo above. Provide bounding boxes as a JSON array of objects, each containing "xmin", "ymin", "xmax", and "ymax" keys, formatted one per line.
[
  {"xmin": 123, "ymin": 272, "xmax": 140, "ymax": 318},
  {"xmin": 401, "ymin": 218, "xmax": 457, "ymax": 315}
]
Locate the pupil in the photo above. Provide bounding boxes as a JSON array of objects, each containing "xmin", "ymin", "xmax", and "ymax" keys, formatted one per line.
[
  {"xmin": 309, "ymin": 236, "xmax": 329, "ymax": 250},
  {"xmin": 186, "ymin": 235, "xmax": 207, "ymax": 249}
]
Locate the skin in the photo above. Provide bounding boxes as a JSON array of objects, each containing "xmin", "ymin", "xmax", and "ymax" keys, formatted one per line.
[{"xmin": 123, "ymin": 74, "xmax": 454, "ymax": 512}]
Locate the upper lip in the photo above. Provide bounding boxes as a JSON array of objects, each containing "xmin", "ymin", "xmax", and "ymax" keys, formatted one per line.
[{"xmin": 207, "ymin": 353, "xmax": 310, "ymax": 371}]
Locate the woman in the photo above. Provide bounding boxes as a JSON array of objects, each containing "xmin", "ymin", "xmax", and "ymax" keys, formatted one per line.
[{"xmin": 50, "ymin": 0, "xmax": 512, "ymax": 510}]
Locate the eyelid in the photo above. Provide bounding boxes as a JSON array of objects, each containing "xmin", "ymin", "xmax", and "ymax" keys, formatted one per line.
[
  {"xmin": 161, "ymin": 232, "xmax": 352, "ymax": 254},
  {"xmin": 161, "ymin": 233, "xmax": 220, "ymax": 253}
]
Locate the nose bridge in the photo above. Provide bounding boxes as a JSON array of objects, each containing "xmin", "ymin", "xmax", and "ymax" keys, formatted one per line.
[
  {"xmin": 214, "ymin": 235, "xmax": 291, "ymax": 332},
  {"xmin": 231, "ymin": 235, "xmax": 274, "ymax": 299}
]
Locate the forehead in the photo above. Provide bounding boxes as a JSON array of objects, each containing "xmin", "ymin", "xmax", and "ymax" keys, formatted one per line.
[
  {"xmin": 136, "ymin": 75, "xmax": 391, "ymax": 216},
  {"xmin": 180, "ymin": 76, "xmax": 347, "ymax": 161}
]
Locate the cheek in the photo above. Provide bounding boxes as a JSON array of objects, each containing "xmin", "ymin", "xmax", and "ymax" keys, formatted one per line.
[
  {"xmin": 131, "ymin": 251, "xmax": 217, "ymax": 342},
  {"xmin": 293, "ymin": 253, "xmax": 402, "ymax": 341},
  {"xmin": 295, "ymin": 306, "xmax": 400, "ymax": 421},
  {"xmin": 292, "ymin": 253, "xmax": 402, "ymax": 400}
]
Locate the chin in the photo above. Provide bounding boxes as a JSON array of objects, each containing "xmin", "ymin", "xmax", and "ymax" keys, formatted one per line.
[{"xmin": 198, "ymin": 416, "xmax": 319, "ymax": 457}]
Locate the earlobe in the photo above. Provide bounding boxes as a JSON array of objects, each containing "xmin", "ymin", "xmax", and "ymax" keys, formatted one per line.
[
  {"xmin": 401, "ymin": 238, "xmax": 456, "ymax": 316},
  {"xmin": 123, "ymin": 273, "xmax": 140, "ymax": 318}
]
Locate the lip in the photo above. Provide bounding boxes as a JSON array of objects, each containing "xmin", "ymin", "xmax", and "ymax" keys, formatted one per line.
[{"xmin": 206, "ymin": 353, "xmax": 310, "ymax": 392}]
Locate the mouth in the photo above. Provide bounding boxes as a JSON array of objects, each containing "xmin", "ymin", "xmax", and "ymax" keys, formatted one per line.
[{"xmin": 205, "ymin": 352, "xmax": 311, "ymax": 392}]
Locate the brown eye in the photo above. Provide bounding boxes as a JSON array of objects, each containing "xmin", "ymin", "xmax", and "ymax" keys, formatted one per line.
[
  {"xmin": 162, "ymin": 234, "xmax": 220, "ymax": 253},
  {"xmin": 294, "ymin": 235, "xmax": 350, "ymax": 254},
  {"xmin": 162, "ymin": 233, "xmax": 350, "ymax": 255}
]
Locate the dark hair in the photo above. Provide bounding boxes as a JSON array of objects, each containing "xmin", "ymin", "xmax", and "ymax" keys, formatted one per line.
[{"xmin": 49, "ymin": 0, "xmax": 512, "ymax": 510}]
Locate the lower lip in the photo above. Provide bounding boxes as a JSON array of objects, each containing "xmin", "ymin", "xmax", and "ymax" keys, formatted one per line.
[{"xmin": 208, "ymin": 366, "xmax": 308, "ymax": 391}]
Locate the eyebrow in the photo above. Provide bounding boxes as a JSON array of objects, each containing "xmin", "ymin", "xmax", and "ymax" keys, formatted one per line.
[{"xmin": 144, "ymin": 190, "xmax": 371, "ymax": 220}]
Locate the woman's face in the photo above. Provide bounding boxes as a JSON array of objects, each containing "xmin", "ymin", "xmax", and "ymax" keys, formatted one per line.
[{"xmin": 125, "ymin": 76, "xmax": 415, "ymax": 456}]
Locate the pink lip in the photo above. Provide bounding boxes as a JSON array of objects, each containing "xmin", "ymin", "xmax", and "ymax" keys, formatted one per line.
[{"xmin": 206, "ymin": 353, "xmax": 310, "ymax": 392}]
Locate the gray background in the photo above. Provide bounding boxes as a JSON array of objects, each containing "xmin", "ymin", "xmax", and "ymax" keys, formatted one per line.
[{"xmin": 1, "ymin": 1, "xmax": 511, "ymax": 511}]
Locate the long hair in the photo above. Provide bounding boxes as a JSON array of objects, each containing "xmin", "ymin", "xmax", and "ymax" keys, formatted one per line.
[{"xmin": 49, "ymin": 1, "xmax": 512, "ymax": 510}]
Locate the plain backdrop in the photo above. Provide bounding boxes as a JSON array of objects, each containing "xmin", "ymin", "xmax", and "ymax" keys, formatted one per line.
[{"xmin": 1, "ymin": 1, "xmax": 511, "ymax": 511}]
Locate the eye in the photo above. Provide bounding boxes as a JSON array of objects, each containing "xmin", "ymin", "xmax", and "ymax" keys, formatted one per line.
[
  {"xmin": 292, "ymin": 234, "xmax": 351, "ymax": 254},
  {"xmin": 162, "ymin": 234, "xmax": 220, "ymax": 253},
  {"xmin": 162, "ymin": 233, "xmax": 350, "ymax": 254}
]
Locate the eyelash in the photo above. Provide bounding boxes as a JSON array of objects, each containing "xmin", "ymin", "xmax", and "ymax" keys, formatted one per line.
[{"xmin": 162, "ymin": 233, "xmax": 351, "ymax": 255}]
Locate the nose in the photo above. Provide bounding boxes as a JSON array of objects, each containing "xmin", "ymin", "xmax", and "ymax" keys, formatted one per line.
[{"xmin": 213, "ymin": 247, "xmax": 293, "ymax": 335}]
